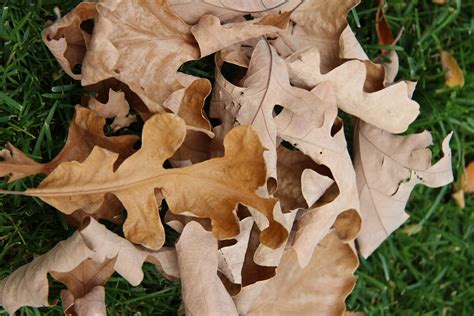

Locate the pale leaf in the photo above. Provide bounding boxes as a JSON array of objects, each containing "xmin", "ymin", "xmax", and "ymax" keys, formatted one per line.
[
  {"xmin": 0, "ymin": 218, "xmax": 177, "ymax": 314},
  {"xmin": 275, "ymin": 82, "xmax": 361, "ymax": 267},
  {"xmin": 246, "ymin": 230, "xmax": 358, "ymax": 315},
  {"xmin": 285, "ymin": 47, "xmax": 419, "ymax": 133},
  {"xmin": 88, "ymin": 89, "xmax": 137, "ymax": 131},
  {"xmin": 168, "ymin": 0, "xmax": 289, "ymax": 24},
  {"xmin": 354, "ymin": 121, "xmax": 453, "ymax": 257},
  {"xmin": 192, "ymin": 12, "xmax": 290, "ymax": 57},
  {"xmin": 177, "ymin": 222, "xmax": 238, "ymax": 316}
]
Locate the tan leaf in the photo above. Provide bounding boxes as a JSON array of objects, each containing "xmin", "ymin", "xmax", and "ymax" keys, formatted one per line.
[
  {"xmin": 0, "ymin": 217, "xmax": 178, "ymax": 314},
  {"xmin": 285, "ymin": 47, "xmax": 419, "ymax": 133},
  {"xmin": 247, "ymin": 230, "xmax": 358, "ymax": 315},
  {"xmin": 74, "ymin": 286, "xmax": 107, "ymax": 316},
  {"xmin": 82, "ymin": 0, "xmax": 201, "ymax": 112},
  {"xmin": 88, "ymin": 89, "xmax": 137, "ymax": 131},
  {"xmin": 168, "ymin": 0, "xmax": 289, "ymax": 24},
  {"xmin": 275, "ymin": 82, "xmax": 361, "ymax": 266},
  {"xmin": 191, "ymin": 12, "xmax": 290, "ymax": 57},
  {"xmin": 218, "ymin": 217, "xmax": 254, "ymax": 285},
  {"xmin": 270, "ymin": 0, "xmax": 358, "ymax": 72},
  {"xmin": 211, "ymin": 40, "xmax": 321, "ymax": 192},
  {"xmin": 0, "ymin": 106, "xmax": 138, "ymax": 183},
  {"xmin": 42, "ymin": 2, "xmax": 97, "ymax": 80},
  {"xmin": 163, "ymin": 74, "xmax": 213, "ymax": 135},
  {"xmin": 440, "ymin": 50, "xmax": 465, "ymax": 88},
  {"xmin": 17, "ymin": 114, "xmax": 287, "ymax": 251},
  {"xmin": 354, "ymin": 121, "xmax": 453, "ymax": 257},
  {"xmin": 177, "ymin": 222, "xmax": 239, "ymax": 316}
]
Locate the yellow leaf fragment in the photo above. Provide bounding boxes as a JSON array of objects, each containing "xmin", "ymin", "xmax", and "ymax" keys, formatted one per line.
[{"xmin": 440, "ymin": 50, "xmax": 465, "ymax": 88}]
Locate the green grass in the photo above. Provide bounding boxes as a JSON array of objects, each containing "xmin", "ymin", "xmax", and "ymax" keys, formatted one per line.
[{"xmin": 0, "ymin": 0, "xmax": 473, "ymax": 315}]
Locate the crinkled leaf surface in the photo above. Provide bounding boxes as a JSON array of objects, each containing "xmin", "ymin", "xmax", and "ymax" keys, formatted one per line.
[
  {"xmin": 88, "ymin": 89, "xmax": 137, "ymax": 131},
  {"xmin": 354, "ymin": 121, "xmax": 453, "ymax": 257},
  {"xmin": 23, "ymin": 114, "xmax": 287, "ymax": 250}
]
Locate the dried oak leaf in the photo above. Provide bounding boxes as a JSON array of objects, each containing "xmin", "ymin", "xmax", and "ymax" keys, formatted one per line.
[
  {"xmin": 465, "ymin": 162, "xmax": 474, "ymax": 193},
  {"xmin": 0, "ymin": 106, "xmax": 138, "ymax": 183},
  {"xmin": 88, "ymin": 89, "xmax": 137, "ymax": 132},
  {"xmin": 285, "ymin": 47, "xmax": 419, "ymax": 134},
  {"xmin": 43, "ymin": 2, "xmax": 97, "ymax": 80},
  {"xmin": 177, "ymin": 221, "xmax": 239, "ymax": 316},
  {"xmin": 168, "ymin": 0, "xmax": 289, "ymax": 24},
  {"xmin": 269, "ymin": 0, "xmax": 358, "ymax": 72},
  {"xmin": 246, "ymin": 230, "xmax": 358, "ymax": 315},
  {"xmin": 354, "ymin": 121, "xmax": 453, "ymax": 257},
  {"xmin": 0, "ymin": 217, "xmax": 178, "ymax": 315},
  {"xmin": 211, "ymin": 40, "xmax": 320, "ymax": 192},
  {"xmin": 440, "ymin": 50, "xmax": 465, "ymax": 88},
  {"xmin": 21, "ymin": 113, "xmax": 287, "ymax": 251},
  {"xmin": 82, "ymin": 0, "xmax": 201, "ymax": 112},
  {"xmin": 191, "ymin": 12, "xmax": 290, "ymax": 57},
  {"xmin": 82, "ymin": 0, "xmax": 289, "ymax": 113},
  {"xmin": 275, "ymin": 82, "xmax": 361, "ymax": 267}
]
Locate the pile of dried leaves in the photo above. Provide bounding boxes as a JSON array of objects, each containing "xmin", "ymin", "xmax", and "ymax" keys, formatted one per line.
[{"xmin": 0, "ymin": 0, "xmax": 454, "ymax": 315}]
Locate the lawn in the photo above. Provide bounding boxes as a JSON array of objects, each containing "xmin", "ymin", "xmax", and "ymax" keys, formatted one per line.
[{"xmin": 0, "ymin": 0, "xmax": 472, "ymax": 315}]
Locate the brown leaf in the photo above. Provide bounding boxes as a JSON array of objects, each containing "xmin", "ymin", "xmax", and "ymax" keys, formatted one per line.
[
  {"xmin": 42, "ymin": 2, "xmax": 97, "ymax": 80},
  {"xmin": 376, "ymin": 0, "xmax": 395, "ymax": 50},
  {"xmin": 246, "ymin": 230, "xmax": 358, "ymax": 315},
  {"xmin": 191, "ymin": 12, "xmax": 290, "ymax": 57},
  {"xmin": 20, "ymin": 114, "xmax": 287, "ymax": 251},
  {"xmin": 354, "ymin": 121, "xmax": 453, "ymax": 257},
  {"xmin": 82, "ymin": 0, "xmax": 201, "ymax": 112},
  {"xmin": 465, "ymin": 162, "xmax": 474, "ymax": 193},
  {"xmin": 0, "ymin": 217, "xmax": 178, "ymax": 314},
  {"xmin": 211, "ymin": 40, "xmax": 321, "ymax": 192},
  {"xmin": 168, "ymin": 0, "xmax": 289, "ymax": 24},
  {"xmin": 0, "ymin": 106, "xmax": 138, "ymax": 182},
  {"xmin": 285, "ymin": 47, "xmax": 419, "ymax": 133},
  {"xmin": 88, "ymin": 89, "xmax": 137, "ymax": 131},
  {"xmin": 163, "ymin": 74, "xmax": 213, "ymax": 135},
  {"xmin": 177, "ymin": 222, "xmax": 239, "ymax": 316},
  {"xmin": 275, "ymin": 82, "xmax": 361, "ymax": 266},
  {"xmin": 276, "ymin": 146, "xmax": 334, "ymax": 213},
  {"xmin": 440, "ymin": 50, "xmax": 465, "ymax": 88}
]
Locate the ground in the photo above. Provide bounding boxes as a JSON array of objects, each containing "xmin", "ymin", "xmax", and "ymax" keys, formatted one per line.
[{"xmin": 0, "ymin": 0, "xmax": 472, "ymax": 315}]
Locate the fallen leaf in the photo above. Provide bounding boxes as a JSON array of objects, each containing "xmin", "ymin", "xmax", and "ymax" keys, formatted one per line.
[
  {"xmin": 0, "ymin": 106, "xmax": 138, "ymax": 182},
  {"xmin": 168, "ymin": 0, "xmax": 289, "ymax": 24},
  {"xmin": 211, "ymin": 40, "xmax": 322, "ymax": 192},
  {"xmin": 440, "ymin": 50, "xmax": 465, "ymax": 88},
  {"xmin": 270, "ymin": 0, "xmax": 358, "ymax": 73},
  {"xmin": 177, "ymin": 222, "xmax": 239, "ymax": 316},
  {"xmin": 465, "ymin": 162, "xmax": 474, "ymax": 193},
  {"xmin": 354, "ymin": 121, "xmax": 453, "ymax": 257},
  {"xmin": 74, "ymin": 286, "xmax": 107, "ymax": 316},
  {"xmin": 88, "ymin": 89, "xmax": 137, "ymax": 131},
  {"xmin": 0, "ymin": 217, "xmax": 178, "ymax": 314},
  {"xmin": 285, "ymin": 47, "xmax": 419, "ymax": 133},
  {"xmin": 43, "ymin": 2, "xmax": 97, "ymax": 80},
  {"xmin": 376, "ymin": 0, "xmax": 395, "ymax": 50},
  {"xmin": 18, "ymin": 114, "xmax": 287, "ymax": 250},
  {"xmin": 82, "ymin": 0, "xmax": 201, "ymax": 112},
  {"xmin": 191, "ymin": 12, "xmax": 290, "ymax": 57},
  {"xmin": 246, "ymin": 230, "xmax": 358, "ymax": 315},
  {"xmin": 432, "ymin": 0, "xmax": 449, "ymax": 4},
  {"xmin": 275, "ymin": 82, "xmax": 362, "ymax": 267}
]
